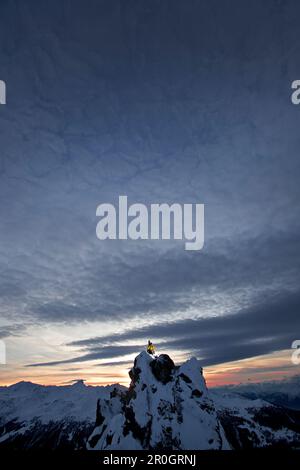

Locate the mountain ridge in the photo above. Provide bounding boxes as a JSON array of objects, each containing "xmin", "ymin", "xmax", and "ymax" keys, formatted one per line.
[
  {"xmin": 1, "ymin": 351, "xmax": 300, "ymax": 449},
  {"xmin": 87, "ymin": 351, "xmax": 300, "ymax": 450}
]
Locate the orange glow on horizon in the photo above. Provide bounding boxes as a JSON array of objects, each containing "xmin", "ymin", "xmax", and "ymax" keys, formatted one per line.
[{"xmin": 0, "ymin": 349, "xmax": 297, "ymax": 389}]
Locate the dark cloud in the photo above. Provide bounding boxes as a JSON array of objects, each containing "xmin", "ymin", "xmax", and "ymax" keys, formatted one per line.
[
  {"xmin": 26, "ymin": 345, "xmax": 142, "ymax": 367},
  {"xmin": 0, "ymin": 325, "xmax": 25, "ymax": 339},
  {"xmin": 28, "ymin": 290, "xmax": 300, "ymax": 368},
  {"xmin": 9, "ymin": 229, "xmax": 300, "ymax": 328},
  {"xmin": 0, "ymin": 1, "xmax": 300, "ymax": 327},
  {"xmin": 94, "ymin": 360, "xmax": 132, "ymax": 368},
  {"xmin": 0, "ymin": 281, "xmax": 26, "ymax": 300},
  {"xmin": 0, "ymin": 1, "xmax": 300, "ymax": 377}
]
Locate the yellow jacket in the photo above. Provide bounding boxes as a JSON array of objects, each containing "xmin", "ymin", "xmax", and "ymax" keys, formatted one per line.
[{"xmin": 147, "ymin": 343, "xmax": 156, "ymax": 355}]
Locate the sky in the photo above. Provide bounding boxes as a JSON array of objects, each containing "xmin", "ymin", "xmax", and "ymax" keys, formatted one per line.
[{"xmin": 0, "ymin": 0, "xmax": 300, "ymax": 387}]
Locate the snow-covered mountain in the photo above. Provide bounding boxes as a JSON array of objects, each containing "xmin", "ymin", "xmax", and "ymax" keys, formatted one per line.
[
  {"xmin": 1, "ymin": 352, "xmax": 300, "ymax": 450},
  {"xmin": 0, "ymin": 380, "xmax": 124, "ymax": 449},
  {"xmin": 212, "ymin": 391, "xmax": 300, "ymax": 449},
  {"xmin": 87, "ymin": 352, "xmax": 300, "ymax": 450},
  {"xmin": 214, "ymin": 375, "xmax": 300, "ymax": 411},
  {"xmin": 88, "ymin": 351, "xmax": 230, "ymax": 450}
]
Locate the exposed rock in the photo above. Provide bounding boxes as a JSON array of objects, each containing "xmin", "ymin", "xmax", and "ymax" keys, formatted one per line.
[
  {"xmin": 87, "ymin": 352, "xmax": 230, "ymax": 450},
  {"xmin": 149, "ymin": 354, "xmax": 175, "ymax": 384}
]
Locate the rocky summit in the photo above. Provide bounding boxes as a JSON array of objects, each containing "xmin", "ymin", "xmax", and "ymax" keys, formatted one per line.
[
  {"xmin": 87, "ymin": 352, "xmax": 300, "ymax": 450},
  {"xmin": 88, "ymin": 351, "xmax": 228, "ymax": 450}
]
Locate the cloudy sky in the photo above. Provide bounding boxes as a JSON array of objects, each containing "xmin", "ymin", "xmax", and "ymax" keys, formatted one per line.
[{"xmin": 0, "ymin": 0, "xmax": 300, "ymax": 387}]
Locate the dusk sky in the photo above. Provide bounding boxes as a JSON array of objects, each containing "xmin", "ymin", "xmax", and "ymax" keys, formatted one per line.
[{"xmin": 0, "ymin": 0, "xmax": 300, "ymax": 387}]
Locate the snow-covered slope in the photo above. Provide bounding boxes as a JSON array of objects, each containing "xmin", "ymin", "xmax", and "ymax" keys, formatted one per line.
[
  {"xmin": 88, "ymin": 352, "xmax": 300, "ymax": 450},
  {"xmin": 211, "ymin": 391, "xmax": 300, "ymax": 449},
  {"xmin": 0, "ymin": 380, "xmax": 124, "ymax": 449},
  {"xmin": 88, "ymin": 351, "xmax": 230, "ymax": 450}
]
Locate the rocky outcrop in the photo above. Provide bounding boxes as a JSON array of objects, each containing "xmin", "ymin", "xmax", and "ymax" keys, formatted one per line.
[
  {"xmin": 88, "ymin": 352, "xmax": 300, "ymax": 450},
  {"xmin": 87, "ymin": 352, "xmax": 230, "ymax": 450}
]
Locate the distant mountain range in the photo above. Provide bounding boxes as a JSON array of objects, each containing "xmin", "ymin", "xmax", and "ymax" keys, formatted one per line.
[
  {"xmin": 0, "ymin": 379, "xmax": 124, "ymax": 449},
  {"xmin": 1, "ymin": 353, "xmax": 300, "ymax": 450},
  {"xmin": 214, "ymin": 375, "xmax": 300, "ymax": 410}
]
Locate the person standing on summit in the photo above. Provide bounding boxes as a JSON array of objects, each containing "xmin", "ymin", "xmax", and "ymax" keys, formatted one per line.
[{"xmin": 147, "ymin": 340, "xmax": 156, "ymax": 355}]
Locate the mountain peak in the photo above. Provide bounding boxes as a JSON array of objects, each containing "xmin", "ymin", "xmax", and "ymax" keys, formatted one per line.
[
  {"xmin": 88, "ymin": 350, "xmax": 228, "ymax": 450},
  {"xmin": 129, "ymin": 351, "xmax": 176, "ymax": 386},
  {"xmin": 71, "ymin": 379, "xmax": 86, "ymax": 388},
  {"xmin": 9, "ymin": 381, "xmax": 40, "ymax": 393}
]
